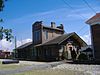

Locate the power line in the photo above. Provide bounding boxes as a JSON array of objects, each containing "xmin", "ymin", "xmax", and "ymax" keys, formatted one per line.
[
  {"xmin": 77, "ymin": 0, "xmax": 96, "ymax": 33},
  {"xmin": 79, "ymin": 28, "xmax": 89, "ymax": 36},
  {"xmin": 62, "ymin": 0, "xmax": 86, "ymax": 19},
  {"xmin": 76, "ymin": 25, "xmax": 87, "ymax": 33},
  {"xmin": 81, "ymin": 30, "xmax": 89, "ymax": 36},
  {"xmin": 61, "ymin": 0, "xmax": 93, "ymax": 36},
  {"xmin": 61, "ymin": 0, "xmax": 88, "ymax": 34},
  {"xmin": 82, "ymin": 0, "xmax": 96, "ymax": 13}
]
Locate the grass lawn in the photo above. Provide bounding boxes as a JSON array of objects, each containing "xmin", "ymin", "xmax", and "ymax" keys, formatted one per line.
[
  {"xmin": 0, "ymin": 64, "xmax": 27, "ymax": 70},
  {"xmin": 0, "ymin": 61, "xmax": 2, "ymax": 64},
  {"xmin": 9, "ymin": 69, "xmax": 91, "ymax": 75},
  {"xmin": 0, "ymin": 62, "xmax": 30, "ymax": 70}
]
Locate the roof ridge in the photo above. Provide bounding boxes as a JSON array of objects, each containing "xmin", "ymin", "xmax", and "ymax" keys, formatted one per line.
[{"xmin": 58, "ymin": 32, "xmax": 75, "ymax": 44}]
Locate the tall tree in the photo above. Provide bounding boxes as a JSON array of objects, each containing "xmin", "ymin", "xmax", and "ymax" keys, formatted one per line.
[
  {"xmin": 0, "ymin": 0, "xmax": 13, "ymax": 42},
  {"xmin": 0, "ymin": 0, "xmax": 4, "ymax": 11}
]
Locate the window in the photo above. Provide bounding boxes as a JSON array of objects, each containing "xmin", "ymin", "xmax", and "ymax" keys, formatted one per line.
[
  {"xmin": 45, "ymin": 49, "xmax": 51, "ymax": 56},
  {"xmin": 33, "ymin": 48, "xmax": 37, "ymax": 56},
  {"xmin": 46, "ymin": 31, "xmax": 48, "ymax": 39},
  {"xmin": 44, "ymin": 30, "xmax": 48, "ymax": 40},
  {"xmin": 34, "ymin": 30, "xmax": 40, "ymax": 42}
]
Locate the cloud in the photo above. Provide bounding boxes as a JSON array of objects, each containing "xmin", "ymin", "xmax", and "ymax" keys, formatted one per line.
[
  {"xmin": 0, "ymin": 38, "xmax": 32, "ymax": 52},
  {"xmin": 17, "ymin": 38, "xmax": 32, "ymax": 47},
  {"xmin": 6, "ymin": 8, "xmax": 73, "ymax": 25},
  {"xmin": 7, "ymin": 7, "xmax": 96, "ymax": 26},
  {"xmin": 81, "ymin": 34, "xmax": 91, "ymax": 45},
  {"xmin": 0, "ymin": 39, "xmax": 12, "ymax": 51}
]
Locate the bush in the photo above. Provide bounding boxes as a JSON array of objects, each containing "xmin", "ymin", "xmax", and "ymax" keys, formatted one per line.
[
  {"xmin": 78, "ymin": 53, "xmax": 88, "ymax": 61},
  {"xmin": 62, "ymin": 51, "xmax": 68, "ymax": 60}
]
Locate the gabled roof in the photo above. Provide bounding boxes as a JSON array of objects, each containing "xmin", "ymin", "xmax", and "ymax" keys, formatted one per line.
[
  {"xmin": 86, "ymin": 13, "xmax": 100, "ymax": 25},
  {"xmin": 16, "ymin": 32, "xmax": 87, "ymax": 49},
  {"xmin": 35, "ymin": 32, "xmax": 87, "ymax": 47},
  {"xmin": 16, "ymin": 42, "xmax": 32, "ymax": 50},
  {"xmin": 42, "ymin": 32, "xmax": 74, "ymax": 45}
]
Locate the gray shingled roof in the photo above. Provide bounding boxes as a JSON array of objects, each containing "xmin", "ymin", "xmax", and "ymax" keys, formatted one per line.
[
  {"xmin": 42, "ymin": 32, "xmax": 74, "ymax": 46},
  {"xmin": 36, "ymin": 32, "xmax": 87, "ymax": 47},
  {"xmin": 16, "ymin": 32, "xmax": 87, "ymax": 49},
  {"xmin": 16, "ymin": 42, "xmax": 32, "ymax": 49}
]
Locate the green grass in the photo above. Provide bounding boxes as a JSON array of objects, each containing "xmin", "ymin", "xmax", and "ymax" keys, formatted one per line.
[
  {"xmin": 9, "ymin": 69, "xmax": 91, "ymax": 75},
  {"xmin": 0, "ymin": 61, "xmax": 2, "ymax": 64},
  {"xmin": 0, "ymin": 63, "xmax": 30, "ymax": 70}
]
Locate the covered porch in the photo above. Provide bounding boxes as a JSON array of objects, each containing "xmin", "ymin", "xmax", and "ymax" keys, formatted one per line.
[{"xmin": 15, "ymin": 42, "xmax": 33, "ymax": 60}]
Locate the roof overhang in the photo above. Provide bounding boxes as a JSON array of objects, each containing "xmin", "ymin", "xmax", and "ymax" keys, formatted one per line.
[
  {"xmin": 86, "ymin": 13, "xmax": 100, "ymax": 25},
  {"xmin": 86, "ymin": 20, "xmax": 100, "ymax": 25}
]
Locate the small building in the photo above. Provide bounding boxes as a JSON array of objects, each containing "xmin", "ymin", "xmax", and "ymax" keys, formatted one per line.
[
  {"xmin": 86, "ymin": 13, "xmax": 100, "ymax": 61},
  {"xmin": 15, "ymin": 21, "xmax": 87, "ymax": 61},
  {"xmin": 0, "ymin": 50, "xmax": 12, "ymax": 59}
]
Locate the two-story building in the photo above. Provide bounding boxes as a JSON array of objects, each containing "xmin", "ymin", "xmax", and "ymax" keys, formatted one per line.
[
  {"xmin": 86, "ymin": 13, "xmax": 100, "ymax": 61},
  {"xmin": 16, "ymin": 21, "xmax": 87, "ymax": 61}
]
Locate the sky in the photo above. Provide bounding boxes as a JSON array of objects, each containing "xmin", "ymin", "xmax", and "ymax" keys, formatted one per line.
[{"xmin": 0, "ymin": 0, "xmax": 100, "ymax": 51}]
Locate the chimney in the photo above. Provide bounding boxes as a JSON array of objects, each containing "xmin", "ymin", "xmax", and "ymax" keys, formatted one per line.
[
  {"xmin": 57, "ymin": 24, "xmax": 64, "ymax": 30},
  {"xmin": 51, "ymin": 22, "xmax": 56, "ymax": 28},
  {"xmin": 60, "ymin": 24, "xmax": 64, "ymax": 30}
]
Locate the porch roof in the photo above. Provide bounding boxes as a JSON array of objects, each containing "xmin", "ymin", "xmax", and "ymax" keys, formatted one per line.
[{"xmin": 16, "ymin": 42, "xmax": 32, "ymax": 49}]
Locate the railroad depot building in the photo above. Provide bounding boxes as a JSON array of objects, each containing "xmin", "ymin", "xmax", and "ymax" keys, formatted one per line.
[{"xmin": 15, "ymin": 21, "xmax": 87, "ymax": 61}]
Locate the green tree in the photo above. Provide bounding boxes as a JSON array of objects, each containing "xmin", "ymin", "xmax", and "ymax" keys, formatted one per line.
[
  {"xmin": 0, "ymin": 0, "xmax": 4, "ymax": 11},
  {"xmin": 0, "ymin": 0, "xmax": 13, "ymax": 42}
]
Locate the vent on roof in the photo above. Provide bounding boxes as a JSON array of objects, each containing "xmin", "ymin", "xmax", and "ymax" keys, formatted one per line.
[{"xmin": 57, "ymin": 24, "xmax": 64, "ymax": 30}]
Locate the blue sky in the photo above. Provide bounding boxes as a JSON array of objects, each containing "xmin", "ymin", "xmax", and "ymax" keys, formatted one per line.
[{"xmin": 0, "ymin": 0, "xmax": 100, "ymax": 50}]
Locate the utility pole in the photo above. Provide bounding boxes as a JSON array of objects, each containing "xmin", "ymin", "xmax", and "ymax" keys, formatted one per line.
[
  {"xmin": 14, "ymin": 36, "xmax": 17, "ymax": 59},
  {"xmin": 15, "ymin": 36, "xmax": 17, "ymax": 49}
]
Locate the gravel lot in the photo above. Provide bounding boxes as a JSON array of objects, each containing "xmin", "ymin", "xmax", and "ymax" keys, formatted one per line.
[
  {"xmin": 0, "ymin": 59, "xmax": 100, "ymax": 75},
  {"xmin": 52, "ymin": 64, "xmax": 100, "ymax": 75},
  {"xmin": 0, "ymin": 60, "xmax": 63, "ymax": 75}
]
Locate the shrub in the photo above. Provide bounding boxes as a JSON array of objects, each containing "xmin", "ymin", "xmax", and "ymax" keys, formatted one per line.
[{"xmin": 78, "ymin": 53, "xmax": 88, "ymax": 61}]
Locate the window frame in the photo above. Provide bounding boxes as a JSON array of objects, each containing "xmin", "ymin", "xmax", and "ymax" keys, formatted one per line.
[
  {"xmin": 44, "ymin": 30, "xmax": 48, "ymax": 40},
  {"xmin": 34, "ymin": 30, "xmax": 41, "ymax": 42}
]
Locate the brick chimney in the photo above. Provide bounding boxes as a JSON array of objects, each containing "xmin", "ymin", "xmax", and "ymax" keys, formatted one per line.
[
  {"xmin": 57, "ymin": 24, "xmax": 64, "ymax": 30},
  {"xmin": 51, "ymin": 22, "xmax": 56, "ymax": 28}
]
